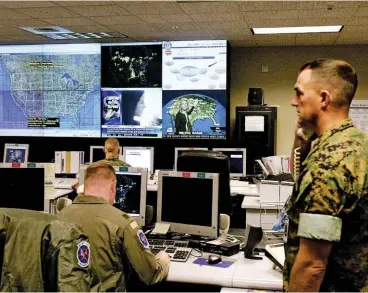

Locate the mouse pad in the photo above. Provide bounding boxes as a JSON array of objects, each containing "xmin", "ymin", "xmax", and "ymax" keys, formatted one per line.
[{"xmin": 193, "ymin": 257, "xmax": 235, "ymax": 268}]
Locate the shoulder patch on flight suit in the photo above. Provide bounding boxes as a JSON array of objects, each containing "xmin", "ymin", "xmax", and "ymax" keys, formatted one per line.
[
  {"xmin": 137, "ymin": 229, "xmax": 150, "ymax": 249},
  {"xmin": 77, "ymin": 241, "xmax": 90, "ymax": 268},
  {"xmin": 130, "ymin": 220, "xmax": 138, "ymax": 230}
]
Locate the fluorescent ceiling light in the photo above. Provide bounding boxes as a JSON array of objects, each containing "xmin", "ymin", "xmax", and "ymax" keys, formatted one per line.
[{"xmin": 252, "ymin": 26, "xmax": 343, "ymax": 34}]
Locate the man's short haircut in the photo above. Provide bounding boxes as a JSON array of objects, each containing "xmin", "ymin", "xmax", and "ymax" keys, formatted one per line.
[
  {"xmin": 85, "ymin": 162, "xmax": 116, "ymax": 186},
  {"xmin": 300, "ymin": 58, "xmax": 358, "ymax": 106},
  {"xmin": 104, "ymin": 138, "xmax": 120, "ymax": 154}
]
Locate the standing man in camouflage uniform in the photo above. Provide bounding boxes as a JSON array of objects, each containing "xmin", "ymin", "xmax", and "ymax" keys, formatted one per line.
[
  {"xmin": 60, "ymin": 162, "xmax": 170, "ymax": 292},
  {"xmin": 284, "ymin": 59, "xmax": 368, "ymax": 291}
]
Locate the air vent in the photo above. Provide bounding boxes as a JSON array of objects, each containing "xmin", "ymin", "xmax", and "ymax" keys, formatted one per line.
[{"xmin": 20, "ymin": 26, "xmax": 73, "ymax": 35}]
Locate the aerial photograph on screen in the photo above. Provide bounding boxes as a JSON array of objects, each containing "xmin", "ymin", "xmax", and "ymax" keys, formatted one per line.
[
  {"xmin": 0, "ymin": 44, "xmax": 101, "ymax": 137},
  {"xmin": 101, "ymin": 44, "xmax": 162, "ymax": 88},
  {"xmin": 162, "ymin": 90, "xmax": 227, "ymax": 139}
]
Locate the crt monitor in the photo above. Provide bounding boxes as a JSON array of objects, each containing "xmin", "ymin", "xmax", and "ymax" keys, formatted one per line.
[
  {"xmin": 114, "ymin": 167, "xmax": 148, "ymax": 227},
  {"xmin": 123, "ymin": 147, "xmax": 154, "ymax": 174},
  {"xmin": 174, "ymin": 147, "xmax": 208, "ymax": 170},
  {"xmin": 90, "ymin": 146, "xmax": 123, "ymax": 164},
  {"xmin": 3, "ymin": 144, "xmax": 29, "ymax": 164},
  {"xmin": 0, "ymin": 165, "xmax": 44, "ymax": 211},
  {"xmin": 157, "ymin": 171, "xmax": 219, "ymax": 238},
  {"xmin": 213, "ymin": 148, "xmax": 247, "ymax": 177}
]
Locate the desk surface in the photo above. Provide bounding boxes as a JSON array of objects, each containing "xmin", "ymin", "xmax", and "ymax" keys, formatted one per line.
[{"xmin": 167, "ymin": 251, "xmax": 282, "ymax": 290}]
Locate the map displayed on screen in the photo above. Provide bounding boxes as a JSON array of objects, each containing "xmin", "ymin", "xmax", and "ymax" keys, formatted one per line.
[{"xmin": 0, "ymin": 44, "xmax": 101, "ymax": 137}]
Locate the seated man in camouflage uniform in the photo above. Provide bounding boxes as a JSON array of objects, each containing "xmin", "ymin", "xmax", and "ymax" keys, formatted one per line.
[
  {"xmin": 60, "ymin": 162, "xmax": 170, "ymax": 292},
  {"xmin": 98, "ymin": 137, "xmax": 130, "ymax": 167},
  {"xmin": 285, "ymin": 59, "xmax": 368, "ymax": 292}
]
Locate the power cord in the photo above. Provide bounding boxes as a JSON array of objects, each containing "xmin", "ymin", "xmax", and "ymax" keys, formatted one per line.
[{"xmin": 190, "ymin": 248, "xmax": 203, "ymax": 257}]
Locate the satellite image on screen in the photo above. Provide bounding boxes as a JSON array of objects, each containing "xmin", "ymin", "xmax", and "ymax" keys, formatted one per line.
[
  {"xmin": 115, "ymin": 173, "xmax": 141, "ymax": 215},
  {"xmin": 101, "ymin": 44, "xmax": 162, "ymax": 88},
  {"xmin": 162, "ymin": 90, "xmax": 226, "ymax": 139},
  {"xmin": 0, "ymin": 44, "xmax": 101, "ymax": 137}
]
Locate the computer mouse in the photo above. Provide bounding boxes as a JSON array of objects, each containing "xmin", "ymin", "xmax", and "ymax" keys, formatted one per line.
[{"xmin": 208, "ymin": 254, "xmax": 222, "ymax": 265}]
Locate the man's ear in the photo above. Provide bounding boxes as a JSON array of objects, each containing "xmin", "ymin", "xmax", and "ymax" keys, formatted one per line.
[{"xmin": 320, "ymin": 90, "xmax": 332, "ymax": 109}]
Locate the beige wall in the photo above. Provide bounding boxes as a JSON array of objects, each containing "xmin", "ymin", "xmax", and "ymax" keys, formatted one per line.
[{"xmin": 230, "ymin": 45, "xmax": 368, "ymax": 155}]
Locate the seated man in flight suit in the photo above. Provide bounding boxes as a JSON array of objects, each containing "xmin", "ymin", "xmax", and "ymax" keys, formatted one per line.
[
  {"xmin": 59, "ymin": 161, "xmax": 170, "ymax": 292},
  {"xmin": 0, "ymin": 208, "xmax": 91, "ymax": 291}
]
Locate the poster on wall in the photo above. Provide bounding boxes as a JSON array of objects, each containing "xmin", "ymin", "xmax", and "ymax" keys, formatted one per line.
[{"xmin": 350, "ymin": 100, "xmax": 368, "ymax": 133}]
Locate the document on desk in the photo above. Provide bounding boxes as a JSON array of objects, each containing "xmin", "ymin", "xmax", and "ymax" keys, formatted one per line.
[
  {"xmin": 44, "ymin": 163, "xmax": 55, "ymax": 184},
  {"xmin": 151, "ymin": 223, "xmax": 170, "ymax": 235}
]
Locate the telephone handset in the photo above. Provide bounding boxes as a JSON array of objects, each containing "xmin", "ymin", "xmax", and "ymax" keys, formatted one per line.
[
  {"xmin": 294, "ymin": 127, "xmax": 314, "ymax": 179},
  {"xmin": 297, "ymin": 127, "xmax": 314, "ymax": 141}
]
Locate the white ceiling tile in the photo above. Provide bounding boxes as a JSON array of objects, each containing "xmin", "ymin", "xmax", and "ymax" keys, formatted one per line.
[
  {"xmin": 348, "ymin": 16, "xmax": 368, "ymax": 25},
  {"xmin": 298, "ymin": 8, "xmax": 357, "ymax": 19},
  {"xmin": 199, "ymin": 21, "xmax": 248, "ymax": 30},
  {"xmin": 355, "ymin": 6, "xmax": 368, "ymax": 17},
  {"xmin": 42, "ymin": 17, "xmax": 96, "ymax": 27},
  {"xmin": 238, "ymin": 1, "xmax": 300, "ymax": 12},
  {"xmin": 120, "ymin": 30, "xmax": 167, "ymax": 39},
  {"xmin": 255, "ymin": 34, "xmax": 296, "ymax": 46},
  {"xmin": 0, "ymin": 8, "xmax": 31, "ymax": 19},
  {"xmin": 119, "ymin": 2, "xmax": 182, "ymax": 15},
  {"xmin": 243, "ymin": 10, "xmax": 299, "ymax": 21},
  {"xmin": 15, "ymin": 7, "xmax": 80, "ymax": 18},
  {"xmin": 0, "ymin": 1, "xmax": 57, "ymax": 8},
  {"xmin": 139, "ymin": 14, "xmax": 193, "ymax": 24},
  {"xmin": 247, "ymin": 18, "xmax": 300, "ymax": 28},
  {"xmin": 339, "ymin": 26, "xmax": 368, "ymax": 39},
  {"xmin": 207, "ymin": 29, "xmax": 253, "ymax": 40},
  {"xmin": 56, "ymin": 1, "xmax": 111, "ymax": 6},
  {"xmin": 230, "ymin": 39, "xmax": 258, "ymax": 47},
  {"xmin": 162, "ymin": 30, "xmax": 210, "ymax": 38},
  {"xmin": 0, "ymin": 27, "xmax": 34, "ymax": 36},
  {"xmin": 5, "ymin": 34, "xmax": 49, "ymax": 41},
  {"xmin": 335, "ymin": 38, "xmax": 368, "ymax": 45},
  {"xmin": 109, "ymin": 24, "xmax": 159, "ymax": 34},
  {"xmin": 154, "ymin": 22, "xmax": 201, "ymax": 31},
  {"xmin": 360, "ymin": 1, "xmax": 368, "ymax": 6},
  {"xmin": 179, "ymin": 2, "xmax": 239, "ymax": 13},
  {"xmin": 65, "ymin": 5, "xmax": 131, "ymax": 16},
  {"xmin": 295, "ymin": 33, "xmax": 338, "ymax": 45},
  {"xmin": 297, "ymin": 18, "xmax": 348, "ymax": 26},
  {"xmin": 91, "ymin": 15, "xmax": 142, "ymax": 26},
  {"xmin": 298, "ymin": 1, "xmax": 361, "ymax": 9},
  {"xmin": 190, "ymin": 12, "xmax": 244, "ymax": 22},
  {"xmin": 0, "ymin": 18, "xmax": 51, "ymax": 28},
  {"xmin": 63, "ymin": 24, "xmax": 113, "ymax": 33}
]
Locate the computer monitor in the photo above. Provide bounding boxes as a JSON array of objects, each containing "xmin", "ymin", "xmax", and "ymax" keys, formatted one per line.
[
  {"xmin": 213, "ymin": 148, "xmax": 247, "ymax": 177},
  {"xmin": 3, "ymin": 144, "xmax": 29, "ymax": 164},
  {"xmin": 157, "ymin": 171, "xmax": 219, "ymax": 238},
  {"xmin": 89, "ymin": 146, "xmax": 123, "ymax": 164},
  {"xmin": 174, "ymin": 147, "xmax": 208, "ymax": 170},
  {"xmin": 0, "ymin": 165, "xmax": 44, "ymax": 211},
  {"xmin": 79, "ymin": 166, "xmax": 148, "ymax": 227},
  {"xmin": 123, "ymin": 147, "xmax": 154, "ymax": 174}
]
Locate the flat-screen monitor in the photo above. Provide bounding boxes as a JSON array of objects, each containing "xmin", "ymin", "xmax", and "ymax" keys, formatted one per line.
[
  {"xmin": 89, "ymin": 145, "xmax": 123, "ymax": 164},
  {"xmin": 157, "ymin": 171, "xmax": 219, "ymax": 238},
  {"xmin": 0, "ymin": 165, "xmax": 44, "ymax": 211},
  {"xmin": 213, "ymin": 148, "xmax": 247, "ymax": 177},
  {"xmin": 162, "ymin": 40, "xmax": 228, "ymax": 139},
  {"xmin": 114, "ymin": 167, "xmax": 148, "ymax": 226},
  {"xmin": 3, "ymin": 143, "xmax": 29, "ymax": 163},
  {"xmin": 123, "ymin": 147, "xmax": 154, "ymax": 174},
  {"xmin": 174, "ymin": 147, "xmax": 208, "ymax": 170},
  {"xmin": 0, "ymin": 44, "xmax": 101, "ymax": 137},
  {"xmin": 101, "ymin": 42, "xmax": 163, "ymax": 138}
]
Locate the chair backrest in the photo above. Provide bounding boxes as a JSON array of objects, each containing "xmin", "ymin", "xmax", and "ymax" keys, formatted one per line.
[
  {"xmin": 0, "ymin": 208, "xmax": 91, "ymax": 291},
  {"xmin": 56, "ymin": 197, "xmax": 73, "ymax": 213},
  {"xmin": 176, "ymin": 150, "xmax": 232, "ymax": 216}
]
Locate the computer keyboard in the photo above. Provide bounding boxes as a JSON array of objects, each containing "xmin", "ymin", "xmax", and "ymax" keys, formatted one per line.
[
  {"xmin": 149, "ymin": 240, "xmax": 191, "ymax": 262},
  {"xmin": 267, "ymin": 173, "xmax": 293, "ymax": 182}
]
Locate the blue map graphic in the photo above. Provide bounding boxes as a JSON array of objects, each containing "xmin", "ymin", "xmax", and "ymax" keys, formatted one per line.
[{"xmin": 0, "ymin": 52, "xmax": 100, "ymax": 137}]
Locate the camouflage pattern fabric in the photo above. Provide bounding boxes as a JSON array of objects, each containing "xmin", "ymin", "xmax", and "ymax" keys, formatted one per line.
[{"xmin": 283, "ymin": 119, "xmax": 368, "ymax": 292}]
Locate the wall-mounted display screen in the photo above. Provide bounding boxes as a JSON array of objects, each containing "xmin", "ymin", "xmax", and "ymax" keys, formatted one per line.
[{"xmin": 0, "ymin": 44, "xmax": 101, "ymax": 137}]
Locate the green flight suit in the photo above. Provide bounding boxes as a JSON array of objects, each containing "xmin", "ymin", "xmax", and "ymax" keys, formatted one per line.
[
  {"xmin": 283, "ymin": 119, "xmax": 368, "ymax": 292},
  {"xmin": 58, "ymin": 195, "xmax": 169, "ymax": 292},
  {"xmin": 97, "ymin": 158, "xmax": 130, "ymax": 167},
  {"xmin": 0, "ymin": 208, "xmax": 91, "ymax": 292}
]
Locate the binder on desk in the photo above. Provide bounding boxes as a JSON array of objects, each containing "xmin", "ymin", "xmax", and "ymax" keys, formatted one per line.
[{"xmin": 265, "ymin": 243, "xmax": 285, "ymax": 270}]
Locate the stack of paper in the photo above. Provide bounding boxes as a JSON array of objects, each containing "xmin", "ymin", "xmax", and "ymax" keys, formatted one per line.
[{"xmin": 260, "ymin": 155, "xmax": 291, "ymax": 175}]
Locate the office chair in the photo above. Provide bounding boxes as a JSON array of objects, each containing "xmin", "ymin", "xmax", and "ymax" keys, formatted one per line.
[
  {"xmin": 176, "ymin": 150, "xmax": 232, "ymax": 216},
  {"xmin": 0, "ymin": 208, "xmax": 91, "ymax": 291},
  {"xmin": 56, "ymin": 197, "xmax": 72, "ymax": 213}
]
